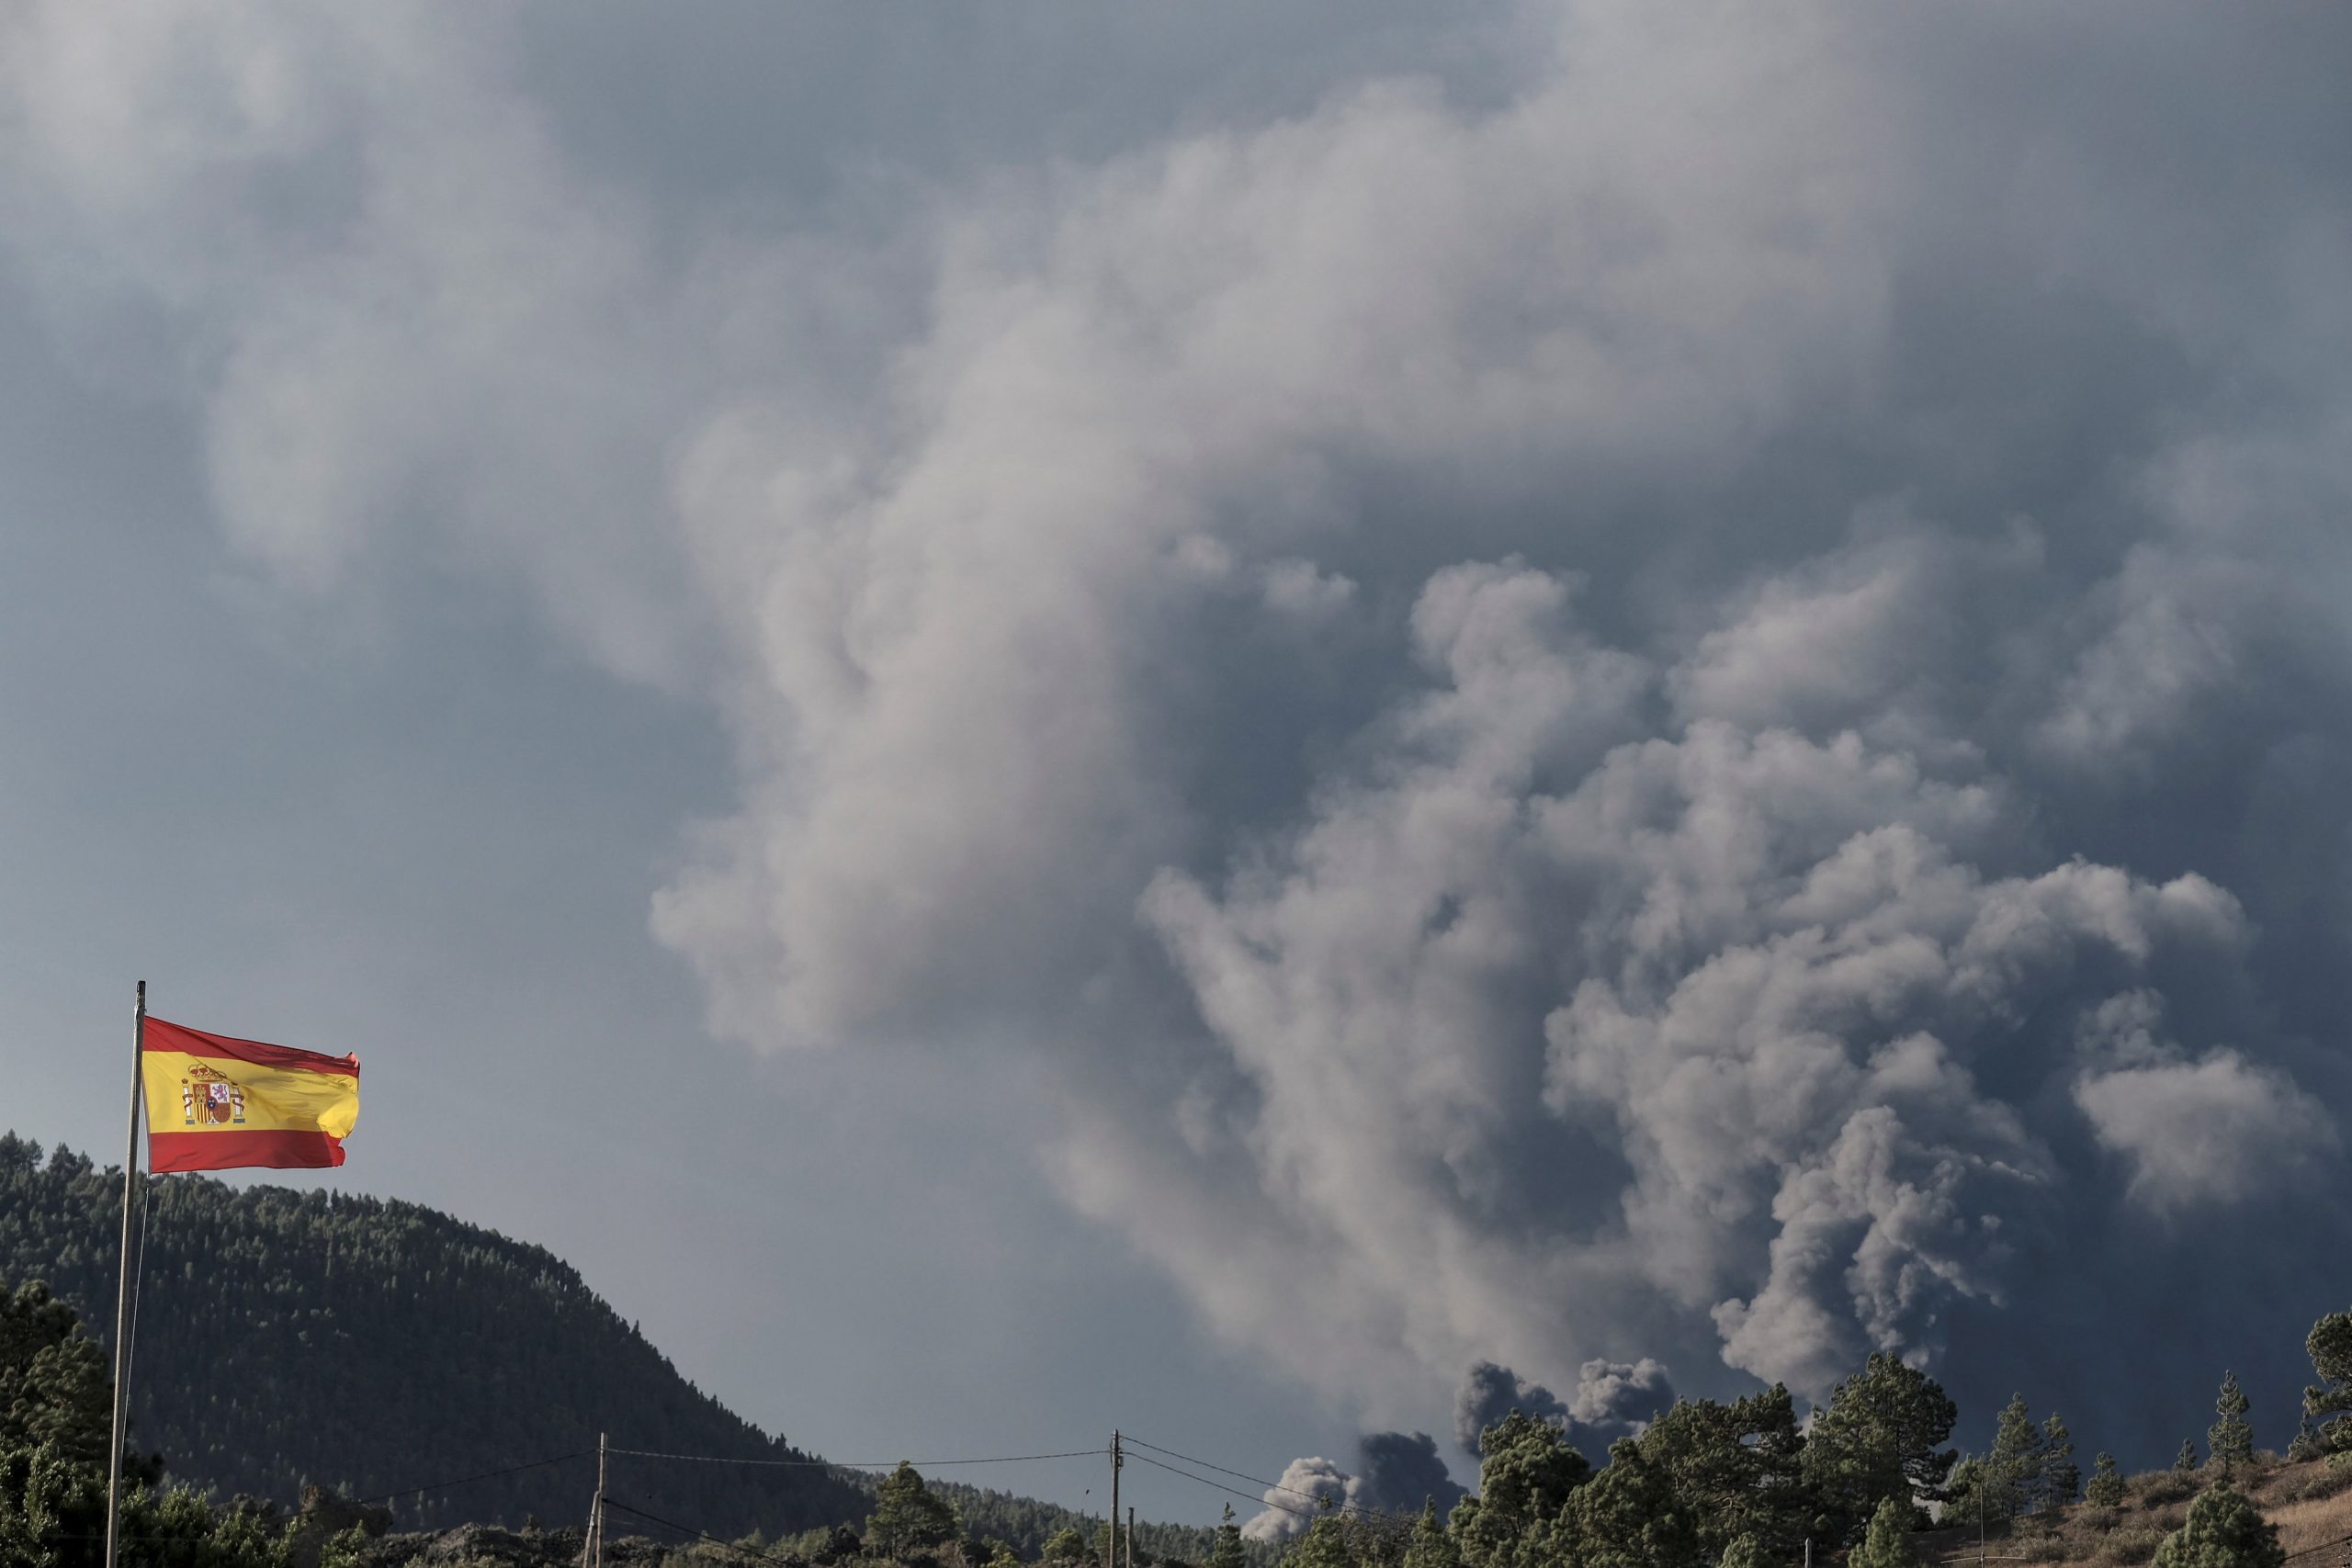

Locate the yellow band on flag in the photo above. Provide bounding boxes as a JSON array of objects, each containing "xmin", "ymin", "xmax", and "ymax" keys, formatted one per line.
[
  {"xmin": 141, "ymin": 1016, "xmax": 360, "ymax": 1172},
  {"xmin": 141, "ymin": 1051, "xmax": 360, "ymax": 1138}
]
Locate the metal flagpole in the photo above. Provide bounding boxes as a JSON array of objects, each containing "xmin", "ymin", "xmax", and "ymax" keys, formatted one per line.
[{"xmin": 104, "ymin": 980, "xmax": 147, "ymax": 1568}]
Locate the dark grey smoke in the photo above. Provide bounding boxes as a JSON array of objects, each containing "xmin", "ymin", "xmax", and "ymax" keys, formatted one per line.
[
  {"xmin": 1453, "ymin": 1360, "xmax": 1675, "ymax": 1460},
  {"xmin": 1453, "ymin": 1361, "xmax": 1572, "ymax": 1455},
  {"xmin": 1354, "ymin": 1431, "xmax": 1468, "ymax": 1515}
]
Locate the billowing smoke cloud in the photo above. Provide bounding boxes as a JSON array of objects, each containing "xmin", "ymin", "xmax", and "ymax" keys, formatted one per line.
[
  {"xmin": 1243, "ymin": 1432, "xmax": 1465, "ymax": 1540},
  {"xmin": 1240, "ymin": 1456, "xmax": 1359, "ymax": 1542},
  {"xmin": 1566, "ymin": 1359, "xmax": 1676, "ymax": 1436},
  {"xmin": 1453, "ymin": 1360, "xmax": 1674, "ymax": 1460},
  {"xmin": 1454, "ymin": 1362, "xmax": 1572, "ymax": 1455},
  {"xmin": 6, "ymin": 0, "xmax": 2350, "ymax": 1465},
  {"xmin": 1354, "ymin": 1431, "xmax": 1467, "ymax": 1516}
]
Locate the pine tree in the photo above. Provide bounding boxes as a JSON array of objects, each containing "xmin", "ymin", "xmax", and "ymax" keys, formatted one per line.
[
  {"xmin": 1453, "ymin": 1410, "xmax": 1591, "ymax": 1568},
  {"xmin": 1402, "ymin": 1500, "xmax": 1459, "ymax": 1568},
  {"xmin": 1283, "ymin": 1515, "xmax": 1357, "ymax": 1568},
  {"xmin": 1636, "ymin": 1386, "xmax": 1807, "ymax": 1562},
  {"xmin": 2209, "ymin": 1373, "xmax": 2254, "ymax": 1476},
  {"xmin": 1939, "ymin": 1457, "xmax": 1984, "ymax": 1529},
  {"xmin": 1555, "ymin": 1438, "xmax": 1695, "ymax": 1568},
  {"xmin": 1800, "ymin": 1354, "xmax": 1958, "ymax": 1545},
  {"xmin": 2175, "ymin": 1440, "xmax": 2200, "ymax": 1474},
  {"xmin": 2149, "ymin": 1483, "xmax": 2283, "ymax": 1568},
  {"xmin": 1044, "ymin": 1527, "xmax": 1096, "ymax": 1566},
  {"xmin": 0, "ymin": 1271, "xmax": 278, "ymax": 1568},
  {"xmin": 2038, "ymin": 1416, "xmax": 2079, "ymax": 1509},
  {"xmin": 1849, "ymin": 1497, "xmax": 1918, "ymax": 1568},
  {"xmin": 2287, "ymin": 1411, "xmax": 2324, "ymax": 1465},
  {"xmin": 869, "ymin": 1463, "xmax": 963, "ymax": 1563},
  {"xmin": 1984, "ymin": 1395, "xmax": 2041, "ymax": 1518},
  {"xmin": 1718, "ymin": 1539, "xmax": 1770, "ymax": 1568},
  {"xmin": 2301, "ymin": 1309, "xmax": 2352, "ymax": 1460},
  {"xmin": 1211, "ymin": 1506, "xmax": 1250, "ymax": 1568},
  {"xmin": 2084, "ymin": 1453, "xmax": 2125, "ymax": 1510}
]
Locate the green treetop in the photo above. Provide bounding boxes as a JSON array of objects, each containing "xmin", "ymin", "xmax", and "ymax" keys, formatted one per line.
[
  {"xmin": 0, "ymin": 1280, "xmax": 113, "ymax": 1470},
  {"xmin": 2148, "ymin": 1483, "xmax": 2283, "ymax": 1568},
  {"xmin": 1211, "ymin": 1506, "xmax": 1250, "ymax": 1568},
  {"xmin": 1849, "ymin": 1496, "xmax": 1918, "ymax": 1568},
  {"xmin": 869, "ymin": 1462, "xmax": 964, "ymax": 1562},
  {"xmin": 1982, "ymin": 1394, "xmax": 2042, "ymax": 1520},
  {"xmin": 1543, "ymin": 1438, "xmax": 1694, "ymax": 1568},
  {"xmin": 1800, "ymin": 1353, "xmax": 1958, "ymax": 1545},
  {"xmin": 0, "ymin": 1271, "xmax": 278, "ymax": 1568},
  {"xmin": 1401, "ymin": 1500, "xmax": 1457, "ymax": 1568},
  {"xmin": 1939, "ymin": 1457, "xmax": 1985, "ymax": 1529},
  {"xmin": 2208, "ymin": 1373, "xmax": 2253, "ymax": 1476},
  {"xmin": 2301, "ymin": 1307, "xmax": 2352, "ymax": 1460},
  {"xmin": 2084, "ymin": 1453, "xmax": 2125, "ymax": 1510},
  {"xmin": 1282, "ymin": 1515, "xmax": 1356, "ymax": 1568},
  {"xmin": 1043, "ymin": 1526, "xmax": 1096, "ymax": 1566},
  {"xmin": 2038, "ymin": 1415, "xmax": 2079, "ymax": 1509},
  {"xmin": 1636, "ymin": 1387, "xmax": 1807, "ymax": 1564},
  {"xmin": 1450, "ymin": 1410, "xmax": 1590, "ymax": 1568},
  {"xmin": 2175, "ymin": 1440, "xmax": 2200, "ymax": 1474}
]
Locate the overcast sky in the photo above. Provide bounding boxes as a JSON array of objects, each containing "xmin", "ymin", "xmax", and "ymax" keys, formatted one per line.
[{"xmin": 4, "ymin": 0, "xmax": 2350, "ymax": 1525}]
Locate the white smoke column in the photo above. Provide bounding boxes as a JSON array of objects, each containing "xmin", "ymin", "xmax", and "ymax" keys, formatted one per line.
[{"xmin": 1241, "ymin": 1457, "xmax": 1360, "ymax": 1542}]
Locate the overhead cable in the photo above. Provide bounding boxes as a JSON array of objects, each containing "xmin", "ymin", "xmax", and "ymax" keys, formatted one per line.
[
  {"xmin": 599, "ymin": 1495, "xmax": 804, "ymax": 1562},
  {"xmin": 1121, "ymin": 1436, "xmax": 1329, "ymax": 1506},
  {"xmin": 1123, "ymin": 1448, "xmax": 1414, "ymax": 1526},
  {"xmin": 1122, "ymin": 1435, "xmax": 1414, "ymax": 1523},
  {"xmin": 606, "ymin": 1445, "xmax": 1103, "ymax": 1470},
  {"xmin": 356, "ymin": 1450, "xmax": 594, "ymax": 1506}
]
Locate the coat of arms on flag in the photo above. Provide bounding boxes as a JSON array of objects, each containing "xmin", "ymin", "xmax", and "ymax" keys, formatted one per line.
[{"xmin": 179, "ymin": 1063, "xmax": 247, "ymax": 1126}]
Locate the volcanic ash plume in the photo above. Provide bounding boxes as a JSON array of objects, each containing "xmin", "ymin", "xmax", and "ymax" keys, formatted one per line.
[{"xmin": 8, "ymin": 0, "xmax": 2348, "ymax": 1462}]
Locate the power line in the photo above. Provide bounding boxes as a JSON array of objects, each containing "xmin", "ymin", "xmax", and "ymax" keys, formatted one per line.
[
  {"xmin": 1123, "ymin": 1448, "xmax": 1409, "ymax": 1528},
  {"xmin": 600, "ymin": 1495, "xmax": 804, "ymax": 1562},
  {"xmin": 1122, "ymin": 1450, "xmax": 1319, "ymax": 1519},
  {"xmin": 356, "ymin": 1450, "xmax": 594, "ymax": 1506},
  {"xmin": 1120, "ymin": 1438, "xmax": 1322, "ymax": 1506},
  {"xmin": 1121, "ymin": 1435, "xmax": 1413, "ymax": 1523},
  {"xmin": 2284, "ymin": 1531, "xmax": 2352, "ymax": 1562},
  {"xmin": 607, "ymin": 1445, "xmax": 1104, "ymax": 1470}
]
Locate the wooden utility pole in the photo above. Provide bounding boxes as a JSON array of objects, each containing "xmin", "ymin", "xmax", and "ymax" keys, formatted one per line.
[
  {"xmin": 1126, "ymin": 1506, "xmax": 1135, "ymax": 1568},
  {"xmin": 586, "ymin": 1430, "xmax": 607, "ymax": 1568},
  {"xmin": 1109, "ymin": 1433, "xmax": 1122, "ymax": 1568}
]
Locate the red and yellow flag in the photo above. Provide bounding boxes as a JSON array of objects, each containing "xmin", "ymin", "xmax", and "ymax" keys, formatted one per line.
[{"xmin": 141, "ymin": 1018, "xmax": 360, "ymax": 1172}]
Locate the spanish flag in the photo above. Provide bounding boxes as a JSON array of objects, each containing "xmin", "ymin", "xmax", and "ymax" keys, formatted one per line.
[{"xmin": 141, "ymin": 1017, "xmax": 360, "ymax": 1172}]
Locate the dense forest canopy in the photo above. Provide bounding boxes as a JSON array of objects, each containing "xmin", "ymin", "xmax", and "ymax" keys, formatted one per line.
[{"xmin": 0, "ymin": 1134, "xmax": 862, "ymax": 1535}]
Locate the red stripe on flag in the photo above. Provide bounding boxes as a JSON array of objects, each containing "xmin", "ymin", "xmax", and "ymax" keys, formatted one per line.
[
  {"xmin": 143, "ymin": 1017, "xmax": 359, "ymax": 1077},
  {"xmin": 148, "ymin": 1130, "xmax": 346, "ymax": 1173}
]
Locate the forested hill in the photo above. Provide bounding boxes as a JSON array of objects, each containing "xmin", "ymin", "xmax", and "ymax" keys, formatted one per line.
[{"xmin": 0, "ymin": 1134, "xmax": 867, "ymax": 1537}]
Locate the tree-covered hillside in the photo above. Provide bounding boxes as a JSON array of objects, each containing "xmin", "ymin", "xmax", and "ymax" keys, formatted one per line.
[{"xmin": 0, "ymin": 1134, "xmax": 865, "ymax": 1536}]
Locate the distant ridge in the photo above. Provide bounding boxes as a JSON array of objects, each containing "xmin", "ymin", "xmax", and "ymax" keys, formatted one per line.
[{"xmin": 0, "ymin": 1134, "xmax": 865, "ymax": 1537}]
